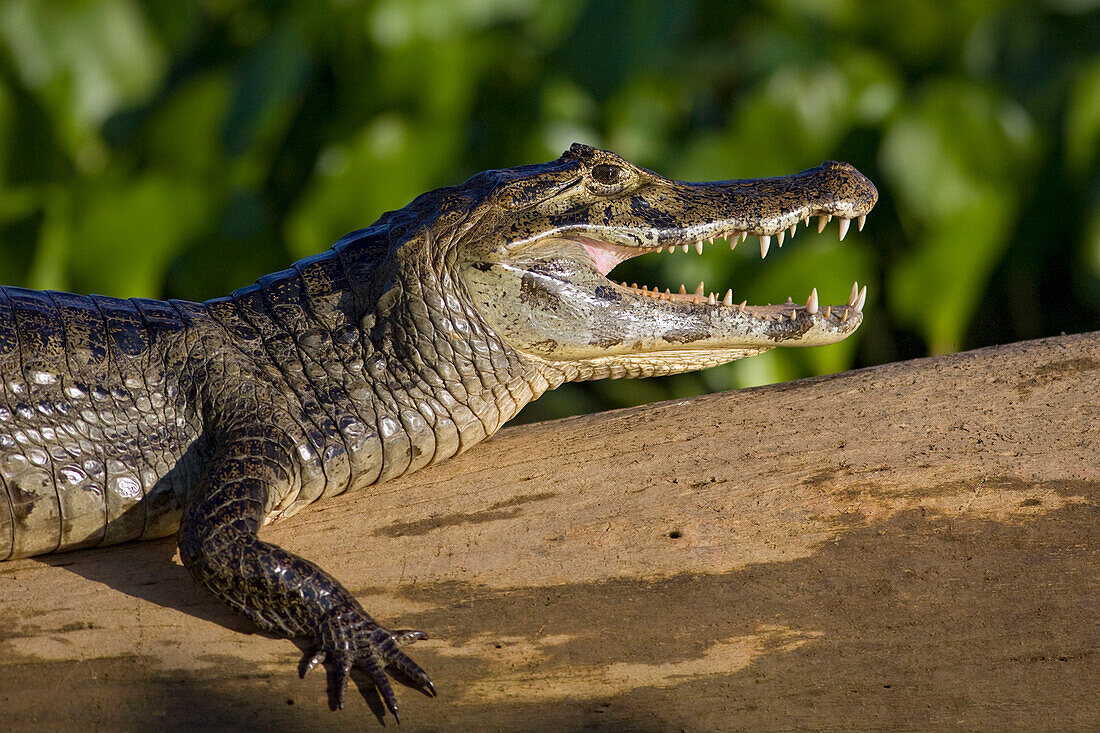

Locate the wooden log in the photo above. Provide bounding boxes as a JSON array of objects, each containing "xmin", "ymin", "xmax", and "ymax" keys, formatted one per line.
[{"xmin": 2, "ymin": 332, "xmax": 1099, "ymax": 731}]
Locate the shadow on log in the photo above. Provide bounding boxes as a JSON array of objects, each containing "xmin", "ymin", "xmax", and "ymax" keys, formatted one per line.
[{"xmin": 2, "ymin": 332, "xmax": 1099, "ymax": 731}]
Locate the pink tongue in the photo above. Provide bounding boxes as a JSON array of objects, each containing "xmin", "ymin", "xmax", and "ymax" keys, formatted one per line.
[{"xmin": 581, "ymin": 241, "xmax": 630, "ymax": 276}]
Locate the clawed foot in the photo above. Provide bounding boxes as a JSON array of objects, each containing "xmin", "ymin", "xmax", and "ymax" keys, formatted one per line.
[{"xmin": 302, "ymin": 614, "xmax": 435, "ymax": 722}]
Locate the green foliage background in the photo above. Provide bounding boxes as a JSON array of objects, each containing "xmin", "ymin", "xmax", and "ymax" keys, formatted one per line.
[{"xmin": 0, "ymin": 0, "xmax": 1098, "ymax": 422}]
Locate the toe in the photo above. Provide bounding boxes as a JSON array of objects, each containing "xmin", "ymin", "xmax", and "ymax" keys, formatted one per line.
[
  {"xmin": 391, "ymin": 629, "xmax": 430, "ymax": 646},
  {"xmin": 301, "ymin": 650, "xmax": 326, "ymax": 678}
]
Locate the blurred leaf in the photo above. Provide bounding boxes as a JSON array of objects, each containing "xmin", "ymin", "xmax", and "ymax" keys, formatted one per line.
[
  {"xmin": 605, "ymin": 76, "xmax": 687, "ymax": 162},
  {"xmin": 65, "ymin": 175, "xmax": 212, "ymax": 297},
  {"xmin": 1043, "ymin": 0, "xmax": 1100, "ymax": 12},
  {"xmin": 368, "ymin": 0, "xmax": 541, "ymax": 47},
  {"xmin": 536, "ymin": 77, "xmax": 600, "ymax": 156},
  {"xmin": 223, "ymin": 19, "xmax": 311, "ymax": 156},
  {"xmin": 26, "ymin": 185, "xmax": 69, "ymax": 291},
  {"xmin": 0, "ymin": 76, "xmax": 12, "ymax": 176},
  {"xmin": 1065, "ymin": 56, "xmax": 1100, "ymax": 179},
  {"xmin": 678, "ymin": 58, "xmax": 879, "ymax": 180},
  {"xmin": 883, "ymin": 81, "xmax": 1038, "ymax": 220},
  {"xmin": 143, "ymin": 73, "xmax": 231, "ymax": 180},
  {"xmin": 0, "ymin": 0, "xmax": 166, "ymax": 161},
  {"xmin": 837, "ymin": 49, "xmax": 903, "ymax": 125},
  {"xmin": 882, "ymin": 80, "xmax": 1039, "ymax": 353},
  {"xmin": 892, "ymin": 193, "xmax": 1016, "ymax": 354},
  {"xmin": 1083, "ymin": 194, "xmax": 1100, "ymax": 294},
  {"xmin": 285, "ymin": 114, "xmax": 457, "ymax": 259},
  {"xmin": 842, "ymin": 0, "xmax": 1003, "ymax": 66}
]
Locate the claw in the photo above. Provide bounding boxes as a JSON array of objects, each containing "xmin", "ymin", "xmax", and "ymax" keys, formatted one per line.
[
  {"xmin": 392, "ymin": 629, "xmax": 430, "ymax": 646},
  {"xmin": 334, "ymin": 657, "xmax": 353, "ymax": 710},
  {"xmin": 381, "ymin": 643, "xmax": 434, "ymax": 695},
  {"xmin": 360, "ymin": 654, "xmax": 400, "ymax": 720},
  {"xmin": 302, "ymin": 650, "xmax": 326, "ymax": 677}
]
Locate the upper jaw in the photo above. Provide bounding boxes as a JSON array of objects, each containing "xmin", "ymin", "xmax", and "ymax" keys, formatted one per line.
[
  {"xmin": 547, "ymin": 160, "xmax": 877, "ymax": 339},
  {"xmin": 572, "ymin": 207, "xmax": 866, "ymax": 276},
  {"xmin": 543, "ymin": 202, "xmax": 870, "ymax": 341},
  {"xmin": 518, "ymin": 157, "xmax": 877, "ymax": 265}
]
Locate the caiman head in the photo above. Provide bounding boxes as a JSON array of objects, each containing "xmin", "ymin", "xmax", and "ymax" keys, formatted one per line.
[{"xmin": 361, "ymin": 143, "xmax": 877, "ymax": 390}]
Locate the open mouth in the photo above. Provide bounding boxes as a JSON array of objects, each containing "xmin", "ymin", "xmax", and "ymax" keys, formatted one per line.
[
  {"xmin": 577, "ymin": 212, "xmax": 868, "ymax": 323},
  {"xmin": 464, "ymin": 155, "xmax": 878, "ymax": 368}
]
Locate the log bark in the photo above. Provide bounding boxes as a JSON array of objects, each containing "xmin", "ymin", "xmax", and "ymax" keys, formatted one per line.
[{"xmin": 2, "ymin": 332, "xmax": 1099, "ymax": 731}]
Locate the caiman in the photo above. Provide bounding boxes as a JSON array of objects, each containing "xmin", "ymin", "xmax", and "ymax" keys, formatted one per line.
[{"xmin": 0, "ymin": 144, "xmax": 877, "ymax": 721}]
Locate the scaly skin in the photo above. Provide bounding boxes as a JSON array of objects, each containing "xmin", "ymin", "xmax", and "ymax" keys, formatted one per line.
[{"xmin": 0, "ymin": 144, "xmax": 877, "ymax": 721}]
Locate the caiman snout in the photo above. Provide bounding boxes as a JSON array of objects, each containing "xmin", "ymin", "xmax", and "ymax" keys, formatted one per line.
[{"xmin": 812, "ymin": 160, "xmax": 879, "ymax": 218}]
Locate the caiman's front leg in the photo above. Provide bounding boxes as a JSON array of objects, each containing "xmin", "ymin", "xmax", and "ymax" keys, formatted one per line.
[{"xmin": 177, "ymin": 423, "xmax": 434, "ymax": 721}]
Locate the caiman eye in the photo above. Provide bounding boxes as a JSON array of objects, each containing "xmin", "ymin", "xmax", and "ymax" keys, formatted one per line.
[{"xmin": 591, "ymin": 164, "xmax": 622, "ymax": 185}]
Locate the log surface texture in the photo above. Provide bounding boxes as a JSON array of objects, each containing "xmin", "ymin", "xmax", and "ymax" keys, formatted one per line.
[{"xmin": 2, "ymin": 331, "xmax": 1098, "ymax": 732}]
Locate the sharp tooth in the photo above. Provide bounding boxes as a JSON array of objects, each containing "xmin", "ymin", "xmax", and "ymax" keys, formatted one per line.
[
  {"xmin": 855, "ymin": 285, "xmax": 867, "ymax": 312},
  {"xmin": 708, "ymin": 293, "xmax": 717, "ymax": 305},
  {"xmin": 791, "ymin": 309, "xmax": 797, "ymax": 320},
  {"xmin": 667, "ymin": 246, "xmax": 676, "ymax": 253},
  {"xmin": 678, "ymin": 284, "xmax": 687, "ymax": 294},
  {"xmin": 694, "ymin": 281, "xmax": 705, "ymax": 296},
  {"xmin": 741, "ymin": 231, "xmax": 748, "ymax": 242},
  {"xmin": 681, "ymin": 244, "xmax": 690, "ymax": 253},
  {"xmin": 641, "ymin": 285, "xmax": 648, "ymax": 292},
  {"xmin": 840, "ymin": 308, "xmax": 850, "ymax": 322},
  {"xmin": 737, "ymin": 300, "xmax": 747, "ymax": 312},
  {"xmin": 838, "ymin": 218, "xmax": 850, "ymax": 241},
  {"xmin": 729, "ymin": 237, "xmax": 738, "ymax": 251},
  {"xmin": 760, "ymin": 235, "xmax": 771, "ymax": 258},
  {"xmin": 817, "ymin": 215, "xmax": 829, "ymax": 233},
  {"xmin": 789, "ymin": 224, "xmax": 797, "ymax": 238},
  {"xmin": 848, "ymin": 281, "xmax": 859, "ymax": 306},
  {"xmin": 858, "ymin": 215, "xmax": 867, "ymax": 231},
  {"xmin": 708, "ymin": 236, "xmax": 714, "ymax": 245},
  {"xmin": 664, "ymin": 287, "xmax": 671, "ymax": 294},
  {"xmin": 692, "ymin": 295, "xmax": 703, "ymax": 304},
  {"xmin": 785, "ymin": 296, "xmax": 793, "ymax": 304},
  {"xmin": 723, "ymin": 289, "xmax": 733, "ymax": 306},
  {"xmin": 806, "ymin": 287, "xmax": 818, "ymax": 315},
  {"xmin": 824, "ymin": 305, "xmax": 832, "ymax": 319},
  {"xmin": 695, "ymin": 240, "xmax": 704, "ymax": 254},
  {"xmin": 777, "ymin": 230, "xmax": 785, "ymax": 247}
]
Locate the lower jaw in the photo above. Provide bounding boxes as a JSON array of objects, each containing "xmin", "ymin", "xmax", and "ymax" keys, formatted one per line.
[{"xmin": 518, "ymin": 345, "xmax": 774, "ymax": 386}]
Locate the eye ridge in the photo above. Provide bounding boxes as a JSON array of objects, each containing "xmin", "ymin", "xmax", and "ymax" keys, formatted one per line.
[{"xmin": 591, "ymin": 163, "xmax": 622, "ymax": 185}]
